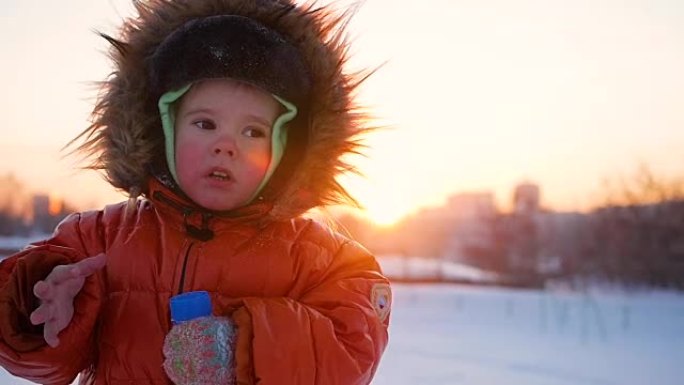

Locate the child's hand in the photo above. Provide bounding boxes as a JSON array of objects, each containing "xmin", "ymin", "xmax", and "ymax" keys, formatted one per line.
[{"xmin": 29, "ymin": 253, "xmax": 106, "ymax": 348}]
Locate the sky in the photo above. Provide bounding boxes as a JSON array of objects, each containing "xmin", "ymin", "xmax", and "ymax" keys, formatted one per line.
[{"xmin": 1, "ymin": 0, "xmax": 684, "ymax": 225}]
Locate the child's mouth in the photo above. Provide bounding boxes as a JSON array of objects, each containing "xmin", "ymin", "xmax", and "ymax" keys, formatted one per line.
[{"xmin": 209, "ymin": 170, "xmax": 232, "ymax": 181}]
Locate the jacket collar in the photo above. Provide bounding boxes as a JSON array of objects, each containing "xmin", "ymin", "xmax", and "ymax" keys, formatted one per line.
[{"xmin": 147, "ymin": 178, "xmax": 274, "ymax": 239}]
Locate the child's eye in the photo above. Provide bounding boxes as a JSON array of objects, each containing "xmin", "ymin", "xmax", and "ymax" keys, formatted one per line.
[
  {"xmin": 192, "ymin": 120, "xmax": 216, "ymax": 130},
  {"xmin": 243, "ymin": 126, "xmax": 268, "ymax": 138}
]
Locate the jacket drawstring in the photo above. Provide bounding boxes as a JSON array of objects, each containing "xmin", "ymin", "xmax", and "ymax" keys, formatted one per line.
[
  {"xmin": 183, "ymin": 211, "xmax": 214, "ymax": 242},
  {"xmin": 153, "ymin": 190, "xmax": 215, "ymax": 241}
]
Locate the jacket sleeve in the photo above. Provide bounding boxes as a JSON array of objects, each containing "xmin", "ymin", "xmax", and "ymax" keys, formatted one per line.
[
  {"xmin": 230, "ymin": 238, "xmax": 391, "ymax": 385},
  {"xmin": 0, "ymin": 212, "xmax": 105, "ymax": 385}
]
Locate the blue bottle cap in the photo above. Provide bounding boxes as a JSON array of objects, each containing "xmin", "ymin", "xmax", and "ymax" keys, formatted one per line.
[{"xmin": 169, "ymin": 291, "xmax": 212, "ymax": 323}]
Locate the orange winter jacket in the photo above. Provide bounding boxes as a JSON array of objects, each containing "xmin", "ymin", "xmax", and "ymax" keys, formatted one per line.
[{"xmin": 0, "ymin": 180, "xmax": 391, "ymax": 384}]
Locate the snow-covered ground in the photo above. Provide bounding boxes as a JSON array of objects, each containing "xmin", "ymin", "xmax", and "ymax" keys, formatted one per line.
[
  {"xmin": 372, "ymin": 284, "xmax": 684, "ymax": 385},
  {"xmin": 378, "ymin": 255, "xmax": 500, "ymax": 284},
  {"xmin": 0, "ymin": 235, "xmax": 48, "ymax": 257},
  {"xmin": 2, "ymin": 283, "xmax": 682, "ymax": 385}
]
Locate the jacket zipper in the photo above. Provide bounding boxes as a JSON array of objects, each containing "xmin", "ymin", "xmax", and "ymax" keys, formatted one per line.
[
  {"xmin": 177, "ymin": 242, "xmax": 195, "ymax": 295},
  {"xmin": 152, "ymin": 190, "xmax": 215, "ymax": 294}
]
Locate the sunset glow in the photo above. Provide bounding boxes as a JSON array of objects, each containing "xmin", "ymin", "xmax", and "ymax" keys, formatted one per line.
[{"xmin": 48, "ymin": 194, "xmax": 63, "ymax": 216}]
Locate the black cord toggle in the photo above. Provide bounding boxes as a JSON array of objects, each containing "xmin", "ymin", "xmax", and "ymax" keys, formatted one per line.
[{"xmin": 184, "ymin": 212, "xmax": 214, "ymax": 241}]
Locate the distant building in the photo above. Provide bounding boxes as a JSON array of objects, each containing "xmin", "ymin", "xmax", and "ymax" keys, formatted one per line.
[
  {"xmin": 500, "ymin": 182, "xmax": 594, "ymax": 282},
  {"xmin": 32, "ymin": 195, "xmax": 50, "ymax": 219},
  {"xmin": 534, "ymin": 211, "xmax": 590, "ymax": 277},
  {"xmin": 442, "ymin": 193, "xmax": 498, "ymax": 264},
  {"xmin": 447, "ymin": 192, "xmax": 497, "ymax": 220},
  {"xmin": 390, "ymin": 192, "xmax": 498, "ymax": 259},
  {"xmin": 513, "ymin": 182, "xmax": 540, "ymax": 215},
  {"xmin": 32, "ymin": 194, "xmax": 69, "ymax": 234},
  {"xmin": 381, "ymin": 182, "xmax": 597, "ymax": 286}
]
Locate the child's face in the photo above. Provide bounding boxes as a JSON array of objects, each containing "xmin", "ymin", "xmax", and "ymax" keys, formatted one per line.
[{"xmin": 174, "ymin": 79, "xmax": 280, "ymax": 211}]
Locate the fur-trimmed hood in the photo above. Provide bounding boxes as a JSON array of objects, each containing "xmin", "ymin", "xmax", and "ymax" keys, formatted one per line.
[{"xmin": 75, "ymin": 0, "xmax": 371, "ymax": 222}]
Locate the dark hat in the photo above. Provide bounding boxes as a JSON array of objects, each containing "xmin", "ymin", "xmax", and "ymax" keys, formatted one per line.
[{"xmin": 148, "ymin": 15, "xmax": 311, "ymax": 107}]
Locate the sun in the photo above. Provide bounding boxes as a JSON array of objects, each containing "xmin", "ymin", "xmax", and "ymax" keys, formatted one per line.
[
  {"xmin": 359, "ymin": 203, "xmax": 405, "ymax": 227},
  {"xmin": 338, "ymin": 154, "xmax": 411, "ymax": 227},
  {"xmin": 344, "ymin": 186, "xmax": 411, "ymax": 227}
]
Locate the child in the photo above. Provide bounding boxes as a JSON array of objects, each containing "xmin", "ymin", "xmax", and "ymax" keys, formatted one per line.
[{"xmin": 0, "ymin": 1, "xmax": 391, "ymax": 384}]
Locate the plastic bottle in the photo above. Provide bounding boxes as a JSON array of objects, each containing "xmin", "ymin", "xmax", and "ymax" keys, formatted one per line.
[
  {"xmin": 163, "ymin": 291, "xmax": 236, "ymax": 385},
  {"xmin": 169, "ymin": 291, "xmax": 213, "ymax": 324}
]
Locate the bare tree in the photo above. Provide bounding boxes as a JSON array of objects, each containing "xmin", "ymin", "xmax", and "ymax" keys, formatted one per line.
[{"xmin": 591, "ymin": 165, "xmax": 684, "ymax": 288}]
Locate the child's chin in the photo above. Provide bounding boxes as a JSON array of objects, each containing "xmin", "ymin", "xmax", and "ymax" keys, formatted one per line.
[
  {"xmin": 204, "ymin": 203, "xmax": 239, "ymax": 212},
  {"xmin": 195, "ymin": 197, "xmax": 241, "ymax": 212}
]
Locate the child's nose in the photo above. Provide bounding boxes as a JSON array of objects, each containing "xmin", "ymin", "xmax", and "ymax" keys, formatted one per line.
[
  {"xmin": 213, "ymin": 147, "xmax": 234, "ymax": 156},
  {"xmin": 212, "ymin": 138, "xmax": 236, "ymax": 157}
]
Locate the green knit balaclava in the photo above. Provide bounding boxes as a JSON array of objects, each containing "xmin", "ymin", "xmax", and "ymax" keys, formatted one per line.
[{"xmin": 158, "ymin": 84, "xmax": 297, "ymax": 202}]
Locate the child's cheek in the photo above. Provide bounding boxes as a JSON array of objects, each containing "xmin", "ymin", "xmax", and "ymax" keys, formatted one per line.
[
  {"xmin": 246, "ymin": 151, "xmax": 270, "ymax": 171},
  {"xmin": 180, "ymin": 137, "xmax": 206, "ymax": 159},
  {"xmin": 176, "ymin": 141, "xmax": 205, "ymax": 176}
]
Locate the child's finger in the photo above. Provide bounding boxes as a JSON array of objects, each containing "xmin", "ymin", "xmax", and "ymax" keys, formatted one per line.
[
  {"xmin": 71, "ymin": 253, "xmax": 107, "ymax": 278},
  {"xmin": 43, "ymin": 320, "xmax": 61, "ymax": 348},
  {"xmin": 48, "ymin": 265, "xmax": 79, "ymax": 285},
  {"xmin": 33, "ymin": 280, "xmax": 53, "ymax": 300},
  {"xmin": 30, "ymin": 304, "xmax": 52, "ymax": 325}
]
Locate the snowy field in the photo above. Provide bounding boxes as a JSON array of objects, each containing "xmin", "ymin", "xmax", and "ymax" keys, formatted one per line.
[
  {"xmin": 2, "ymin": 283, "xmax": 683, "ymax": 385},
  {"xmin": 372, "ymin": 284, "xmax": 684, "ymax": 385},
  {"xmin": 1, "ymin": 241, "xmax": 683, "ymax": 385}
]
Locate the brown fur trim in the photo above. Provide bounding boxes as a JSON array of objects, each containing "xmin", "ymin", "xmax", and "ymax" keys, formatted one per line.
[{"xmin": 69, "ymin": 0, "xmax": 375, "ymax": 222}]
